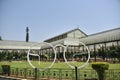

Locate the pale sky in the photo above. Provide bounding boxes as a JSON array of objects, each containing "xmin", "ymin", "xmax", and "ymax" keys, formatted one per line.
[{"xmin": 0, "ymin": 0, "xmax": 120, "ymax": 42}]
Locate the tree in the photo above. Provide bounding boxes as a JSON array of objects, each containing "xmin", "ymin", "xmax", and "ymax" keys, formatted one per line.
[
  {"xmin": 116, "ymin": 46, "xmax": 120, "ymax": 63},
  {"xmin": 0, "ymin": 36, "xmax": 2, "ymax": 40},
  {"xmin": 109, "ymin": 44, "xmax": 118, "ymax": 63},
  {"xmin": 1, "ymin": 51, "xmax": 7, "ymax": 60},
  {"xmin": 90, "ymin": 51, "xmax": 94, "ymax": 58},
  {"xmin": 12, "ymin": 51, "xmax": 19, "ymax": 60},
  {"xmin": 98, "ymin": 45, "xmax": 107, "ymax": 61},
  {"xmin": 0, "ymin": 52, "xmax": 2, "ymax": 61},
  {"xmin": 7, "ymin": 52, "xmax": 13, "ymax": 61}
]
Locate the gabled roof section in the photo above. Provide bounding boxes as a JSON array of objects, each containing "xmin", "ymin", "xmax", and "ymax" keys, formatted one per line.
[
  {"xmin": 44, "ymin": 28, "xmax": 87, "ymax": 42},
  {"xmin": 63, "ymin": 28, "xmax": 87, "ymax": 36}
]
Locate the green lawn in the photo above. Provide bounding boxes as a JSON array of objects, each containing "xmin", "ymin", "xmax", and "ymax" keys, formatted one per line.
[
  {"xmin": 0, "ymin": 61, "xmax": 120, "ymax": 70},
  {"xmin": 0, "ymin": 61, "xmax": 120, "ymax": 79}
]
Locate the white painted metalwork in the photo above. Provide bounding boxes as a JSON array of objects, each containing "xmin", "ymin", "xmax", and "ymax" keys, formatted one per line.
[
  {"xmin": 27, "ymin": 42, "xmax": 56, "ymax": 71},
  {"xmin": 63, "ymin": 41, "xmax": 90, "ymax": 69}
]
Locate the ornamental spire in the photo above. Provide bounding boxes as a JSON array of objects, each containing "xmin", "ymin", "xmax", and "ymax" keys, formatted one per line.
[{"xmin": 26, "ymin": 27, "xmax": 29, "ymax": 42}]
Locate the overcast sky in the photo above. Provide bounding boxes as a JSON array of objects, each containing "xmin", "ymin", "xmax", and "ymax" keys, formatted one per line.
[{"xmin": 0, "ymin": 0, "xmax": 120, "ymax": 42}]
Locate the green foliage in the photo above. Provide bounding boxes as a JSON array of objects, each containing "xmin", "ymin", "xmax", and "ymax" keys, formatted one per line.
[
  {"xmin": 96, "ymin": 44, "xmax": 120, "ymax": 63},
  {"xmin": 91, "ymin": 62, "xmax": 109, "ymax": 80},
  {"xmin": 1, "ymin": 64, "xmax": 10, "ymax": 76},
  {"xmin": 109, "ymin": 45, "xmax": 119, "ymax": 63},
  {"xmin": 92, "ymin": 62, "xmax": 109, "ymax": 70},
  {"xmin": 116, "ymin": 46, "xmax": 120, "ymax": 62},
  {"xmin": 97, "ymin": 46, "xmax": 106, "ymax": 60},
  {"xmin": 0, "ymin": 36, "xmax": 2, "ymax": 40}
]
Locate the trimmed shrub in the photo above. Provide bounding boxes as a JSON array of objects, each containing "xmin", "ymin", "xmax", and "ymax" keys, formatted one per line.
[
  {"xmin": 91, "ymin": 62, "xmax": 109, "ymax": 80},
  {"xmin": 1, "ymin": 64, "xmax": 10, "ymax": 76}
]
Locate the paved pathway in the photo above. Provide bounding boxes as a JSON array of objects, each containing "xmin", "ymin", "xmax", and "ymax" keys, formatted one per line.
[{"xmin": 0, "ymin": 76, "xmax": 20, "ymax": 80}]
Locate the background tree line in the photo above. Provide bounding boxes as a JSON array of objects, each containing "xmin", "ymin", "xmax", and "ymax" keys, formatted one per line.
[
  {"xmin": 0, "ymin": 45, "xmax": 120, "ymax": 63},
  {"xmin": 90, "ymin": 45, "xmax": 120, "ymax": 63}
]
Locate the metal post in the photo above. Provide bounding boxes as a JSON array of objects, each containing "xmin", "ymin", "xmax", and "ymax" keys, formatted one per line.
[
  {"xmin": 16, "ymin": 68, "xmax": 18, "ymax": 77},
  {"xmin": 94, "ymin": 44, "xmax": 96, "ymax": 62},
  {"xmin": 35, "ymin": 68, "xmax": 38, "ymax": 80},
  {"xmin": 24, "ymin": 68, "xmax": 27, "ymax": 78},
  {"xmin": 75, "ymin": 66, "xmax": 78, "ymax": 80}
]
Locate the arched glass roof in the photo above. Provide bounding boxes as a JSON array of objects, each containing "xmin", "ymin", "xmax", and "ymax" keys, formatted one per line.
[
  {"xmin": 79, "ymin": 27, "xmax": 120, "ymax": 44},
  {"xmin": 0, "ymin": 40, "xmax": 40, "ymax": 50},
  {"xmin": 0, "ymin": 27, "xmax": 119, "ymax": 50}
]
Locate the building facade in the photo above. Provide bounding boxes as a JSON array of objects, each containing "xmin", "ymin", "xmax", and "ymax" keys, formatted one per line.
[{"xmin": 0, "ymin": 27, "xmax": 120, "ymax": 61}]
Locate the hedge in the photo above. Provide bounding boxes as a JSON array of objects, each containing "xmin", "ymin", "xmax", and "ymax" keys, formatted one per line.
[{"xmin": 91, "ymin": 62, "xmax": 109, "ymax": 80}]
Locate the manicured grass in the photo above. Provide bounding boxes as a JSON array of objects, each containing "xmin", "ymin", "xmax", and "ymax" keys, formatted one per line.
[
  {"xmin": 0, "ymin": 61, "xmax": 120, "ymax": 70},
  {"xmin": 0, "ymin": 61, "xmax": 120, "ymax": 79},
  {"xmin": 0, "ymin": 61, "xmax": 86, "ymax": 69}
]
